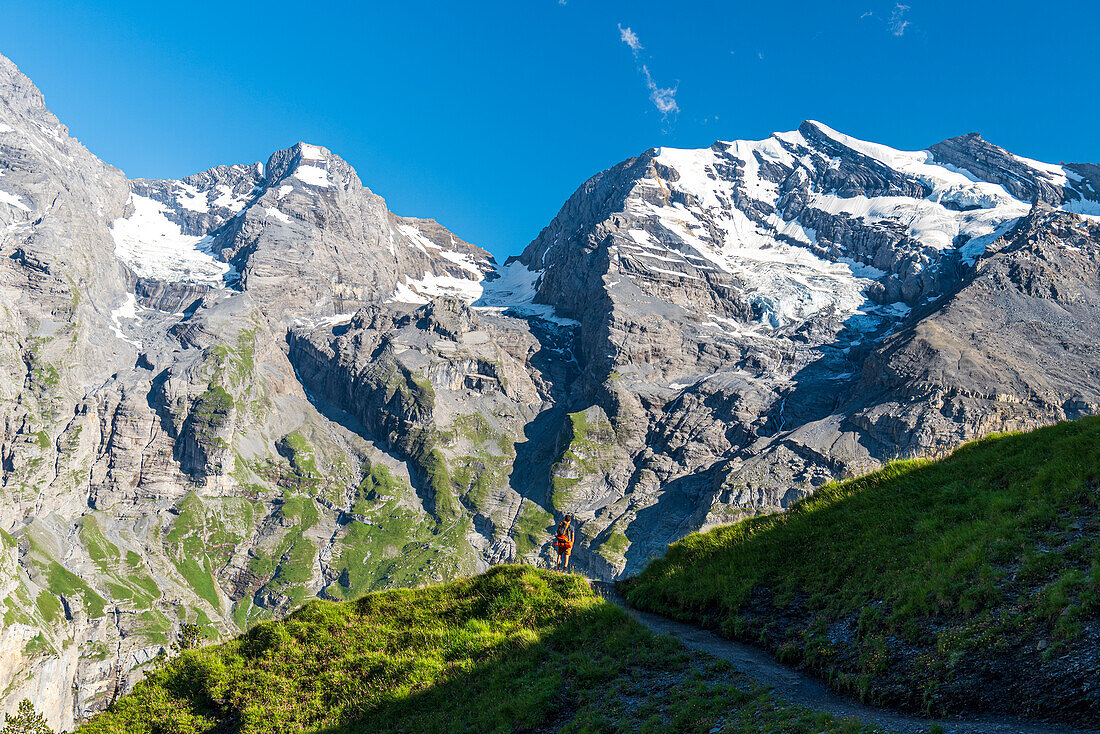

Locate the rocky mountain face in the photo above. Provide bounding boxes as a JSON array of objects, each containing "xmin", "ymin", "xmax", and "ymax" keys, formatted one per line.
[
  {"xmin": 1, "ymin": 52, "xmax": 1099, "ymax": 728},
  {"xmin": 507, "ymin": 121, "xmax": 1100, "ymax": 572}
]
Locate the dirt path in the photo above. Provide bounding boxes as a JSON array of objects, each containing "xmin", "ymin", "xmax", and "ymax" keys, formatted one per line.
[{"xmin": 591, "ymin": 582, "xmax": 1097, "ymax": 734}]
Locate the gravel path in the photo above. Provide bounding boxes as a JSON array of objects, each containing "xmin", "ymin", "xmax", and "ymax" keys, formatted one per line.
[{"xmin": 591, "ymin": 582, "xmax": 1097, "ymax": 734}]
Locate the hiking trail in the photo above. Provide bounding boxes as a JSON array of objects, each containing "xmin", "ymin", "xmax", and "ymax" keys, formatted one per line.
[{"xmin": 590, "ymin": 581, "xmax": 1098, "ymax": 734}]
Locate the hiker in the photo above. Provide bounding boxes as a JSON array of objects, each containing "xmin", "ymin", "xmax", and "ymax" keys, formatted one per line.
[{"xmin": 553, "ymin": 514, "xmax": 575, "ymax": 571}]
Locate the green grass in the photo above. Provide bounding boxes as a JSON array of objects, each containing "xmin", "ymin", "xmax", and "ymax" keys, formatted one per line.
[
  {"xmin": 80, "ymin": 515, "xmax": 121, "ymax": 570},
  {"xmin": 323, "ymin": 501, "xmax": 475, "ymax": 599},
  {"xmin": 45, "ymin": 561, "xmax": 106, "ymax": 618},
  {"xmin": 192, "ymin": 385, "xmax": 235, "ymax": 420},
  {"xmin": 34, "ymin": 430, "xmax": 51, "ymax": 449},
  {"xmin": 188, "ymin": 385, "xmax": 235, "ymax": 459},
  {"xmin": 35, "ymin": 590, "xmax": 63, "ymax": 624},
  {"xmin": 278, "ymin": 432, "xmax": 322, "ymax": 485},
  {"xmin": 448, "ymin": 412, "xmax": 516, "ymax": 516},
  {"xmin": 248, "ymin": 495, "xmax": 320, "ymax": 607},
  {"xmin": 79, "ymin": 566, "xmax": 881, "ymax": 734},
  {"xmin": 173, "ymin": 557, "xmax": 221, "ymax": 610},
  {"xmin": 598, "ymin": 528, "xmax": 630, "ymax": 561},
  {"xmin": 350, "ymin": 461, "xmax": 405, "ymax": 516},
  {"xmin": 549, "ymin": 408, "xmax": 617, "ymax": 511},
  {"xmin": 209, "ymin": 328, "xmax": 257, "ymax": 385},
  {"xmin": 166, "ymin": 493, "xmax": 254, "ymax": 609},
  {"xmin": 78, "ymin": 516, "xmax": 161, "ymax": 608},
  {"xmin": 624, "ymin": 416, "xmax": 1100, "ymax": 715},
  {"xmin": 513, "ymin": 500, "xmax": 554, "ymax": 556}
]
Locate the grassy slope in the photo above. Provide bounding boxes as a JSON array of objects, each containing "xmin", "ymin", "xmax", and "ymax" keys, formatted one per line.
[
  {"xmin": 80, "ymin": 566, "xmax": 881, "ymax": 734},
  {"xmin": 624, "ymin": 417, "xmax": 1100, "ymax": 720}
]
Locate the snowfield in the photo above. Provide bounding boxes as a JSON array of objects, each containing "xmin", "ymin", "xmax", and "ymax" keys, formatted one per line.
[{"xmin": 110, "ymin": 194, "xmax": 233, "ymax": 285}]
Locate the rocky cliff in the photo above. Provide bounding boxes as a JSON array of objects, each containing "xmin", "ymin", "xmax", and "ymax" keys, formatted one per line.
[{"xmin": 1, "ymin": 51, "xmax": 1099, "ymax": 729}]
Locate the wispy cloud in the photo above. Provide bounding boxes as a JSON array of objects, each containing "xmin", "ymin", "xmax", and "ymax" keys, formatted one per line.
[
  {"xmin": 618, "ymin": 24, "xmax": 678, "ymax": 121},
  {"xmin": 889, "ymin": 3, "xmax": 911, "ymax": 36},
  {"xmin": 860, "ymin": 10, "xmax": 873, "ymax": 19},
  {"xmin": 618, "ymin": 24, "xmax": 643, "ymax": 55},
  {"xmin": 642, "ymin": 65, "xmax": 679, "ymax": 115}
]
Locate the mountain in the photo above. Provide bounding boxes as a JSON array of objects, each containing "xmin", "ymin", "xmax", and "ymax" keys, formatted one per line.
[
  {"xmin": 1, "ymin": 49, "xmax": 1099, "ymax": 728},
  {"xmin": 0, "ymin": 53, "xmax": 505, "ymax": 728},
  {"xmin": 505, "ymin": 119, "xmax": 1100, "ymax": 572}
]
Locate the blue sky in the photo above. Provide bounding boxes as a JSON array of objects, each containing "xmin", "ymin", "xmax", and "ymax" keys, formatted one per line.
[{"xmin": 2, "ymin": 0, "xmax": 1097, "ymax": 259}]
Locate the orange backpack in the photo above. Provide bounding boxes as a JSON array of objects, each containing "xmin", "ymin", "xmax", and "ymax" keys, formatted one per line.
[{"xmin": 552, "ymin": 520, "xmax": 573, "ymax": 553}]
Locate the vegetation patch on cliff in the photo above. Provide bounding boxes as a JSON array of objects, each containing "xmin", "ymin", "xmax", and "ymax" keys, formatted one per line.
[
  {"xmin": 549, "ymin": 407, "xmax": 618, "ymax": 511},
  {"xmin": 448, "ymin": 412, "xmax": 516, "ymax": 517},
  {"xmin": 248, "ymin": 495, "xmax": 320, "ymax": 608},
  {"xmin": 80, "ymin": 515, "xmax": 161, "ymax": 609},
  {"xmin": 166, "ymin": 493, "xmax": 254, "ymax": 610},
  {"xmin": 274, "ymin": 432, "xmax": 322, "ymax": 489}
]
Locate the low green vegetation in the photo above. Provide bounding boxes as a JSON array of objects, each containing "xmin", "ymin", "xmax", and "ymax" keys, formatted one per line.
[
  {"xmin": 45, "ymin": 561, "xmax": 106, "ymax": 619},
  {"xmin": 275, "ymin": 432, "xmax": 322, "ymax": 489},
  {"xmin": 191, "ymin": 385, "xmax": 235, "ymax": 427},
  {"xmin": 33, "ymin": 430, "xmax": 50, "ymax": 450},
  {"xmin": 248, "ymin": 495, "xmax": 320, "ymax": 607},
  {"xmin": 549, "ymin": 407, "xmax": 617, "ymax": 511},
  {"xmin": 133, "ymin": 609, "xmax": 173, "ymax": 647},
  {"xmin": 448, "ymin": 412, "xmax": 515, "ymax": 516},
  {"xmin": 166, "ymin": 493, "xmax": 253, "ymax": 610},
  {"xmin": 34, "ymin": 590, "xmax": 62, "ymax": 624},
  {"xmin": 624, "ymin": 417, "xmax": 1100, "ymax": 717},
  {"xmin": 324, "ymin": 499, "xmax": 474, "ymax": 599},
  {"xmin": 513, "ymin": 500, "xmax": 554, "ymax": 556},
  {"xmin": 350, "ymin": 460, "xmax": 404, "ymax": 515},
  {"xmin": 3, "ymin": 698, "xmax": 53, "ymax": 734},
  {"xmin": 417, "ymin": 442, "xmax": 461, "ymax": 520},
  {"xmin": 79, "ymin": 516, "xmax": 118, "ymax": 566},
  {"xmin": 80, "ymin": 566, "xmax": 880, "ymax": 734},
  {"xmin": 209, "ymin": 329, "xmax": 257, "ymax": 386},
  {"xmin": 79, "ymin": 516, "xmax": 161, "ymax": 608},
  {"xmin": 597, "ymin": 527, "xmax": 630, "ymax": 562}
]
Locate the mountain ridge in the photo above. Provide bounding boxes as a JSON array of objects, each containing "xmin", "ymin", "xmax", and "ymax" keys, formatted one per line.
[{"xmin": 2, "ymin": 49, "xmax": 1100, "ymax": 729}]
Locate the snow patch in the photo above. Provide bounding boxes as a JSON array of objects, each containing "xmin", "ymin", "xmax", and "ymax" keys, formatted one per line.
[
  {"xmin": 110, "ymin": 194, "xmax": 232, "ymax": 285},
  {"xmin": 387, "ymin": 280, "xmax": 430, "ymax": 305},
  {"xmin": 212, "ymin": 184, "xmax": 246, "ymax": 212},
  {"xmin": 1063, "ymin": 197, "xmax": 1100, "ymax": 218},
  {"xmin": 0, "ymin": 189, "xmax": 30, "ymax": 211},
  {"xmin": 405, "ymin": 271, "xmax": 483, "ymax": 302},
  {"xmin": 1013, "ymin": 154, "xmax": 1068, "ymax": 188},
  {"xmin": 837, "ymin": 257, "xmax": 886, "ymax": 280},
  {"xmin": 299, "ymin": 144, "xmax": 325, "ymax": 161},
  {"xmin": 110, "ymin": 293, "xmax": 141, "ymax": 346},
  {"xmin": 437, "ymin": 249, "xmax": 484, "ymax": 274},
  {"xmin": 315, "ymin": 312, "xmax": 355, "ymax": 327},
  {"xmin": 294, "ymin": 165, "xmax": 330, "ymax": 188},
  {"xmin": 474, "ymin": 262, "xmax": 580, "ymax": 326},
  {"xmin": 176, "ymin": 183, "xmax": 208, "ymax": 213},
  {"xmin": 264, "ymin": 206, "xmax": 291, "ymax": 224},
  {"xmin": 397, "ymin": 223, "xmax": 442, "ymax": 252}
]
